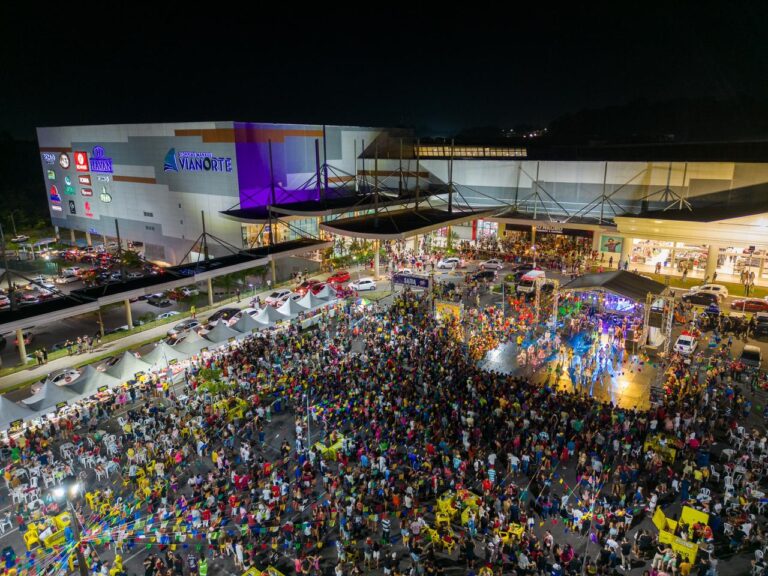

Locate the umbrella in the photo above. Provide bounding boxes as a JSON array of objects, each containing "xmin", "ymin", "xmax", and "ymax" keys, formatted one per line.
[
  {"xmin": 68, "ymin": 365, "xmax": 120, "ymax": 396},
  {"xmin": 203, "ymin": 320, "xmax": 241, "ymax": 344},
  {"xmin": 106, "ymin": 351, "xmax": 152, "ymax": 382},
  {"xmin": 173, "ymin": 331, "xmax": 210, "ymax": 355},
  {"xmin": 253, "ymin": 306, "xmax": 289, "ymax": 326},
  {"xmin": 276, "ymin": 298, "xmax": 309, "ymax": 318},
  {"xmin": 21, "ymin": 382, "xmax": 80, "ymax": 412},
  {"xmin": 141, "ymin": 341, "xmax": 190, "ymax": 368},
  {"xmin": 0, "ymin": 396, "xmax": 35, "ymax": 428}
]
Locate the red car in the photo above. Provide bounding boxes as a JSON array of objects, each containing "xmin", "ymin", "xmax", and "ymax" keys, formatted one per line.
[
  {"xmin": 327, "ymin": 270, "xmax": 351, "ymax": 284},
  {"xmin": 730, "ymin": 298, "xmax": 768, "ymax": 312},
  {"xmin": 309, "ymin": 282, "xmax": 330, "ymax": 295},
  {"xmin": 295, "ymin": 279, "xmax": 322, "ymax": 296}
]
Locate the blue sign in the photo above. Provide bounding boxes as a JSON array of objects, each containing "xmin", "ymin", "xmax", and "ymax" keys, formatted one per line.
[
  {"xmin": 392, "ymin": 273, "xmax": 430, "ymax": 288},
  {"xmin": 89, "ymin": 146, "xmax": 113, "ymax": 173},
  {"xmin": 163, "ymin": 148, "xmax": 232, "ymax": 173}
]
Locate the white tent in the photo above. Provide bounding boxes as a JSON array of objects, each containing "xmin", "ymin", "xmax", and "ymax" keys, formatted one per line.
[
  {"xmin": 173, "ymin": 331, "xmax": 210, "ymax": 355},
  {"xmin": 106, "ymin": 352, "xmax": 152, "ymax": 382},
  {"xmin": 296, "ymin": 292, "xmax": 329, "ymax": 310},
  {"xmin": 68, "ymin": 365, "xmax": 120, "ymax": 397},
  {"xmin": 276, "ymin": 298, "xmax": 309, "ymax": 318},
  {"xmin": 232, "ymin": 313, "xmax": 264, "ymax": 334},
  {"xmin": 253, "ymin": 306, "xmax": 289, "ymax": 326},
  {"xmin": 203, "ymin": 320, "xmax": 241, "ymax": 344},
  {"xmin": 313, "ymin": 284, "xmax": 337, "ymax": 300},
  {"xmin": 22, "ymin": 382, "xmax": 80, "ymax": 411},
  {"xmin": 141, "ymin": 341, "xmax": 190, "ymax": 368},
  {"xmin": 0, "ymin": 396, "xmax": 35, "ymax": 428}
]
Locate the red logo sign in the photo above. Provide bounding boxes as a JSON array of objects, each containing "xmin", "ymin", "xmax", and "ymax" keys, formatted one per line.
[
  {"xmin": 74, "ymin": 151, "xmax": 89, "ymax": 172},
  {"xmin": 78, "ymin": 175, "xmax": 91, "ymax": 185},
  {"xmin": 84, "ymin": 201, "xmax": 94, "ymax": 218},
  {"xmin": 80, "ymin": 188, "xmax": 93, "ymax": 197}
]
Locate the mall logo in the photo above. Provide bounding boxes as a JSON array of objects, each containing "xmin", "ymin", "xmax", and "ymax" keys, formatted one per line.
[
  {"xmin": 89, "ymin": 146, "xmax": 113, "ymax": 174},
  {"xmin": 163, "ymin": 148, "xmax": 232, "ymax": 173}
]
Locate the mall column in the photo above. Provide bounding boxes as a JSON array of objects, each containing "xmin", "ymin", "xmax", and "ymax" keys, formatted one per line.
[
  {"xmin": 374, "ymin": 240, "xmax": 380, "ymax": 279},
  {"xmin": 85, "ymin": 230, "xmax": 92, "ymax": 247},
  {"xmin": 705, "ymin": 244, "xmax": 719, "ymax": 282},
  {"xmin": 620, "ymin": 237, "xmax": 633, "ymax": 269},
  {"xmin": 270, "ymin": 259, "xmax": 277, "ymax": 285},
  {"xmin": 207, "ymin": 278, "xmax": 214, "ymax": 307},
  {"xmin": 124, "ymin": 299, "xmax": 132, "ymax": 328},
  {"xmin": 16, "ymin": 328, "xmax": 26, "ymax": 365},
  {"xmin": 70, "ymin": 228, "xmax": 76, "ymax": 244},
  {"xmin": 411, "ymin": 235, "xmax": 418, "ymax": 254}
]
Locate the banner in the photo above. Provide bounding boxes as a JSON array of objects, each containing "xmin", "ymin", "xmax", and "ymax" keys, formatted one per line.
[{"xmin": 600, "ymin": 235, "xmax": 624, "ymax": 253}]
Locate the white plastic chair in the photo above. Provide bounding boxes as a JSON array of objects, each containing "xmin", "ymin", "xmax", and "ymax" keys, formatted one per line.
[
  {"xmin": 95, "ymin": 468, "xmax": 107, "ymax": 483},
  {"xmin": 0, "ymin": 513, "xmax": 13, "ymax": 534},
  {"xmin": 710, "ymin": 465, "xmax": 721, "ymax": 484}
]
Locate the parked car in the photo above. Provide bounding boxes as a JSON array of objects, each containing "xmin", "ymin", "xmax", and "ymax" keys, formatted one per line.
[
  {"xmin": 96, "ymin": 355, "xmax": 121, "ymax": 372},
  {"xmin": 62, "ymin": 267, "xmax": 82, "ymax": 277},
  {"xmin": 179, "ymin": 287, "xmax": 200, "ymax": 297},
  {"xmin": 730, "ymin": 298, "xmax": 768, "ymax": 312},
  {"xmin": 436, "ymin": 257, "xmax": 463, "ymax": 270},
  {"xmin": 276, "ymin": 292, "xmax": 302, "ymax": 306},
  {"xmin": 105, "ymin": 325, "xmax": 130, "ymax": 335},
  {"xmin": 740, "ymin": 344, "xmax": 762, "ymax": 371},
  {"xmin": 147, "ymin": 295, "xmax": 172, "ymax": 307},
  {"xmin": 167, "ymin": 319, "xmax": 201, "ymax": 338},
  {"xmin": 55, "ymin": 275, "xmax": 81, "ymax": 285},
  {"xmin": 681, "ymin": 291, "xmax": 719, "ymax": 306},
  {"xmin": 295, "ymin": 280, "xmax": 322, "ymax": 296},
  {"xmin": 754, "ymin": 312, "xmax": 768, "ymax": 338},
  {"xmin": 156, "ymin": 311, "xmax": 181, "ymax": 321},
  {"xmin": 127, "ymin": 271, "xmax": 144, "ymax": 280},
  {"xmin": 31, "ymin": 368, "xmax": 81, "ymax": 393},
  {"xmin": 10, "ymin": 235, "xmax": 29, "ymax": 243},
  {"xmin": 265, "ymin": 290, "xmax": 292, "ymax": 306},
  {"xmin": 0, "ymin": 295, "xmax": 10, "ymax": 308},
  {"xmin": 516, "ymin": 270, "xmax": 547, "ymax": 295},
  {"xmin": 349, "ymin": 277, "xmax": 377, "ymax": 291},
  {"xmin": 479, "ymin": 259, "xmax": 504, "ymax": 270},
  {"xmin": 327, "ymin": 270, "xmax": 351, "ymax": 284},
  {"xmin": 471, "ymin": 270, "xmax": 498, "ymax": 282},
  {"xmin": 228, "ymin": 308, "xmax": 259, "ymax": 326},
  {"xmin": 208, "ymin": 307, "xmax": 240, "ymax": 323},
  {"xmin": 688, "ymin": 283, "xmax": 729, "ymax": 301},
  {"xmin": 673, "ymin": 333, "xmax": 698, "ymax": 356}
]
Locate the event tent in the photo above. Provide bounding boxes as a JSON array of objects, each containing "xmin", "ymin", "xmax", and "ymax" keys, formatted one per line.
[
  {"xmin": 276, "ymin": 298, "xmax": 309, "ymax": 318},
  {"xmin": 21, "ymin": 382, "xmax": 80, "ymax": 411},
  {"xmin": 68, "ymin": 365, "xmax": 120, "ymax": 397},
  {"xmin": 253, "ymin": 306, "xmax": 289, "ymax": 326},
  {"xmin": 232, "ymin": 313, "xmax": 264, "ymax": 334},
  {"xmin": 203, "ymin": 320, "xmax": 241, "ymax": 344},
  {"xmin": 313, "ymin": 285, "xmax": 337, "ymax": 300},
  {"xmin": 173, "ymin": 331, "xmax": 210, "ymax": 355},
  {"xmin": 0, "ymin": 396, "xmax": 35, "ymax": 428},
  {"xmin": 141, "ymin": 341, "xmax": 190, "ymax": 367},
  {"xmin": 296, "ymin": 292, "xmax": 329, "ymax": 310},
  {"xmin": 106, "ymin": 351, "xmax": 152, "ymax": 382}
]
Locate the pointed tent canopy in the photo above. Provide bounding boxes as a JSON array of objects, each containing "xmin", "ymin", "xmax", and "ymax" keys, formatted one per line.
[
  {"xmin": 0, "ymin": 396, "xmax": 35, "ymax": 428},
  {"xmin": 203, "ymin": 320, "xmax": 241, "ymax": 344},
  {"xmin": 141, "ymin": 341, "xmax": 190, "ymax": 368},
  {"xmin": 21, "ymin": 381, "xmax": 80, "ymax": 411},
  {"xmin": 232, "ymin": 313, "xmax": 264, "ymax": 334},
  {"xmin": 68, "ymin": 365, "xmax": 120, "ymax": 396},
  {"xmin": 313, "ymin": 284, "xmax": 337, "ymax": 300},
  {"xmin": 296, "ymin": 292, "xmax": 329, "ymax": 310},
  {"xmin": 106, "ymin": 351, "xmax": 152, "ymax": 382},
  {"xmin": 253, "ymin": 305, "xmax": 289, "ymax": 326},
  {"xmin": 173, "ymin": 331, "xmax": 209, "ymax": 355},
  {"xmin": 276, "ymin": 298, "xmax": 309, "ymax": 318}
]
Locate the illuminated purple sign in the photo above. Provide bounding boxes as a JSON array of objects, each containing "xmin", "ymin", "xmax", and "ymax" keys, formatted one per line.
[{"xmin": 89, "ymin": 146, "xmax": 113, "ymax": 173}]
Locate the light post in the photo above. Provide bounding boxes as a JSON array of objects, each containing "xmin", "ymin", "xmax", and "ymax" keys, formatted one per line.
[{"xmin": 53, "ymin": 480, "xmax": 88, "ymax": 576}]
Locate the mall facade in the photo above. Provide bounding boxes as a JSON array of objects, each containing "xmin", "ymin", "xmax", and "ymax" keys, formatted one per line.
[{"xmin": 37, "ymin": 122, "xmax": 768, "ymax": 284}]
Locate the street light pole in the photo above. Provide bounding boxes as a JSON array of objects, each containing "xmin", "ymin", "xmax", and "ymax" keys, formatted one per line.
[{"xmin": 55, "ymin": 482, "xmax": 87, "ymax": 576}]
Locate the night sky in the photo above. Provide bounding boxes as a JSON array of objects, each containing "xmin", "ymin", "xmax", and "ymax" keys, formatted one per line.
[{"xmin": 2, "ymin": 4, "xmax": 768, "ymax": 140}]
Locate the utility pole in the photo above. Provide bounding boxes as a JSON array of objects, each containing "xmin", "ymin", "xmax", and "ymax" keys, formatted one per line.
[
  {"xmin": 0, "ymin": 222, "xmax": 14, "ymax": 311},
  {"xmin": 114, "ymin": 219, "xmax": 126, "ymax": 283},
  {"xmin": 415, "ymin": 138, "xmax": 421, "ymax": 211}
]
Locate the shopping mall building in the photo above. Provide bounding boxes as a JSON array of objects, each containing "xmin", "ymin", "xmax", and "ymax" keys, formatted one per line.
[{"xmin": 37, "ymin": 122, "xmax": 768, "ymax": 285}]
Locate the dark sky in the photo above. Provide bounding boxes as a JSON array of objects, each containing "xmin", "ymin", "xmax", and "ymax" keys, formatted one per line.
[{"xmin": 3, "ymin": 4, "xmax": 768, "ymax": 140}]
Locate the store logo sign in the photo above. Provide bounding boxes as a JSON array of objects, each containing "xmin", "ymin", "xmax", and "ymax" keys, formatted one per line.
[
  {"xmin": 81, "ymin": 188, "xmax": 93, "ymax": 197},
  {"xmin": 163, "ymin": 148, "xmax": 232, "ymax": 173},
  {"xmin": 51, "ymin": 205, "xmax": 63, "ymax": 212},
  {"xmin": 64, "ymin": 175, "xmax": 75, "ymax": 195},
  {"xmin": 84, "ymin": 201, "xmax": 94, "ymax": 218},
  {"xmin": 47, "ymin": 170, "xmax": 56, "ymax": 180},
  {"xmin": 68, "ymin": 200, "xmax": 76, "ymax": 215},
  {"xmin": 50, "ymin": 184, "xmax": 61, "ymax": 204},
  {"xmin": 41, "ymin": 152, "xmax": 56, "ymax": 164},
  {"xmin": 96, "ymin": 175, "xmax": 110, "ymax": 182},
  {"xmin": 89, "ymin": 146, "xmax": 113, "ymax": 173},
  {"xmin": 75, "ymin": 151, "xmax": 89, "ymax": 172},
  {"xmin": 59, "ymin": 153, "xmax": 70, "ymax": 169},
  {"xmin": 99, "ymin": 186, "xmax": 112, "ymax": 203},
  {"xmin": 78, "ymin": 175, "xmax": 91, "ymax": 185}
]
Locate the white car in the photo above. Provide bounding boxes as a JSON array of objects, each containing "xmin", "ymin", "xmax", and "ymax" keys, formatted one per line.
[
  {"xmin": 276, "ymin": 292, "xmax": 302, "ymax": 306},
  {"xmin": 31, "ymin": 368, "xmax": 81, "ymax": 393},
  {"xmin": 180, "ymin": 287, "xmax": 200, "ymax": 297},
  {"xmin": 673, "ymin": 333, "xmax": 698, "ymax": 356},
  {"xmin": 395, "ymin": 268, "xmax": 413, "ymax": 275},
  {"xmin": 689, "ymin": 284, "xmax": 729, "ymax": 301},
  {"xmin": 350, "ymin": 277, "xmax": 377, "ymax": 291},
  {"xmin": 156, "ymin": 311, "xmax": 180, "ymax": 321},
  {"xmin": 480, "ymin": 259, "xmax": 504, "ymax": 271},
  {"xmin": 228, "ymin": 307, "xmax": 259, "ymax": 325},
  {"xmin": 265, "ymin": 289, "xmax": 292, "ymax": 306},
  {"xmin": 55, "ymin": 275, "xmax": 81, "ymax": 284},
  {"xmin": 437, "ymin": 257, "xmax": 463, "ymax": 270},
  {"xmin": 11, "ymin": 235, "xmax": 29, "ymax": 243},
  {"xmin": 62, "ymin": 267, "xmax": 81, "ymax": 277}
]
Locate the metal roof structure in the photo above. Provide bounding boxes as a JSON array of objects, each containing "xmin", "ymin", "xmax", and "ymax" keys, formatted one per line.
[{"xmin": 561, "ymin": 270, "xmax": 667, "ymax": 302}]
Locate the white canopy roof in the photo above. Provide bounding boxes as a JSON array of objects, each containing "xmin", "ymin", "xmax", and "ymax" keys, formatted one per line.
[
  {"xmin": 22, "ymin": 382, "xmax": 80, "ymax": 411},
  {"xmin": 106, "ymin": 352, "xmax": 152, "ymax": 382},
  {"xmin": 173, "ymin": 331, "xmax": 210, "ymax": 355},
  {"xmin": 141, "ymin": 341, "xmax": 190, "ymax": 368},
  {"xmin": 203, "ymin": 320, "xmax": 241, "ymax": 344},
  {"xmin": 276, "ymin": 298, "xmax": 309, "ymax": 318},
  {"xmin": 253, "ymin": 306, "xmax": 289, "ymax": 326},
  {"xmin": 68, "ymin": 365, "xmax": 120, "ymax": 397}
]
